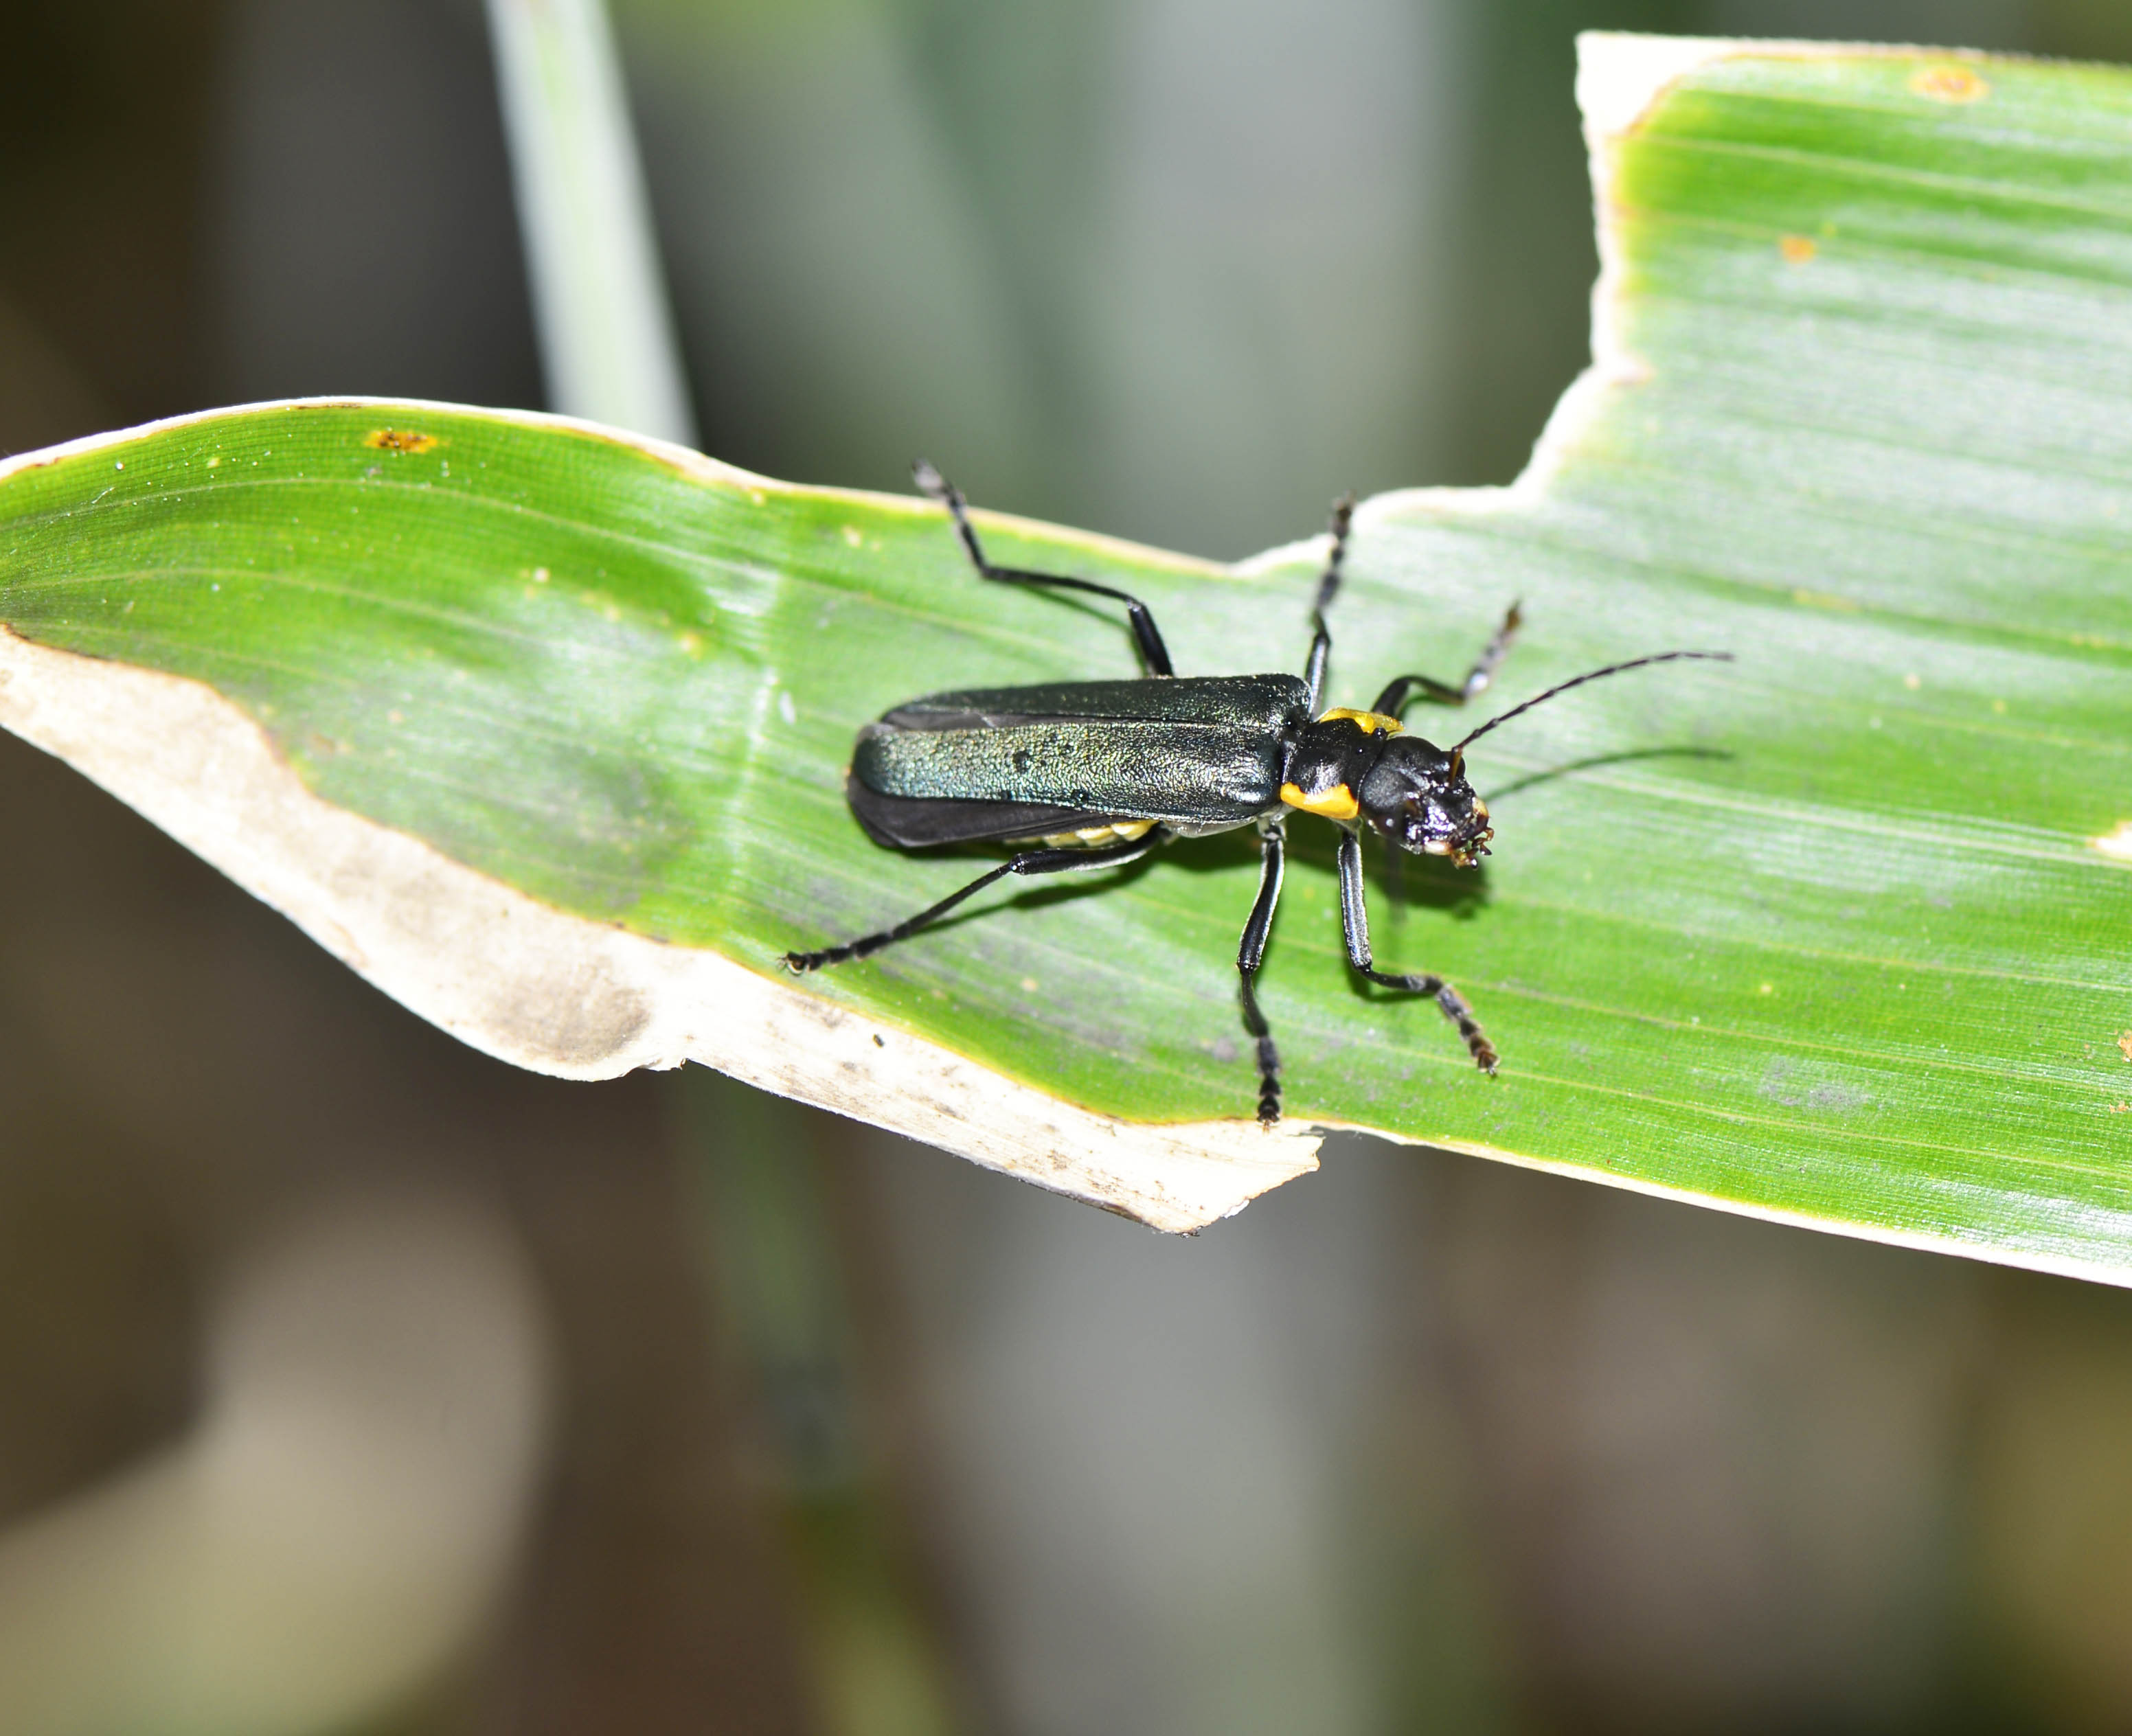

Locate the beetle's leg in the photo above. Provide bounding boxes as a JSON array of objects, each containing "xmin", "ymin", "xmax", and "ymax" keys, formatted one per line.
[
  {"xmin": 1236, "ymin": 821, "xmax": 1288, "ymax": 1124},
  {"xmin": 914, "ymin": 460, "xmax": 1175, "ymax": 676},
  {"xmin": 1335, "ymin": 831, "xmax": 1497, "ymax": 1072},
  {"xmin": 1368, "ymin": 602, "xmax": 1522, "ymax": 717},
  {"xmin": 782, "ymin": 832, "xmax": 1160, "ymax": 972},
  {"xmin": 1302, "ymin": 494, "xmax": 1356, "ymax": 712}
]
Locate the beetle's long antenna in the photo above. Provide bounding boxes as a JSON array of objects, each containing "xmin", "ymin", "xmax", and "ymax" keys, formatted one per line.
[{"xmin": 1453, "ymin": 650, "xmax": 1734, "ymax": 752}]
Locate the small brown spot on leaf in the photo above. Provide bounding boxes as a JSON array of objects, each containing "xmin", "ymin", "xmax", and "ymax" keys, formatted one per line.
[
  {"xmin": 1779, "ymin": 234, "xmax": 1816, "ymax": 264},
  {"xmin": 363, "ymin": 428, "xmax": 439, "ymax": 455},
  {"xmin": 1910, "ymin": 65, "xmax": 1988, "ymax": 104}
]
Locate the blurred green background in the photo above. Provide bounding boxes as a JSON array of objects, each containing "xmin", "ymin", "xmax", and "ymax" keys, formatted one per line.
[{"xmin": 5, "ymin": 1, "xmax": 2132, "ymax": 1732}]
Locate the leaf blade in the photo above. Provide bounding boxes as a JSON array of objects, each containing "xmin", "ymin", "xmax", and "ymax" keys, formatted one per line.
[{"xmin": 3, "ymin": 36, "xmax": 2131, "ymax": 1264}]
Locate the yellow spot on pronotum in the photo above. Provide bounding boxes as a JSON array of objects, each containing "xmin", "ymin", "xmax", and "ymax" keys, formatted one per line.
[
  {"xmin": 1911, "ymin": 65, "xmax": 1988, "ymax": 104},
  {"xmin": 842, "ymin": 525, "xmax": 864, "ymax": 547},
  {"xmin": 1779, "ymin": 234, "xmax": 1816, "ymax": 264},
  {"xmin": 1280, "ymin": 781, "xmax": 1360, "ymax": 821},
  {"xmin": 363, "ymin": 427, "xmax": 438, "ymax": 455},
  {"xmin": 1316, "ymin": 707, "xmax": 1403, "ymax": 735}
]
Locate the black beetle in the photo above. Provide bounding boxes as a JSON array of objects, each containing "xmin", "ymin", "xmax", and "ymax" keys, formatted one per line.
[{"xmin": 786, "ymin": 464, "xmax": 1726, "ymax": 1123}]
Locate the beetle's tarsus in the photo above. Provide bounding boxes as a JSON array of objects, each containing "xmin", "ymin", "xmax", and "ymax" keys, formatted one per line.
[{"xmin": 1301, "ymin": 494, "xmax": 1355, "ymax": 711}]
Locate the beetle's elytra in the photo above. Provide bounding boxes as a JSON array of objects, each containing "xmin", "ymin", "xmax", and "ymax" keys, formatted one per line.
[{"xmin": 784, "ymin": 463, "xmax": 1727, "ymax": 1123}]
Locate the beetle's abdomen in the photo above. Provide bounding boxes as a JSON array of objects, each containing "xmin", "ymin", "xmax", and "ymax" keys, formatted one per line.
[{"xmin": 855, "ymin": 717, "xmax": 1285, "ymax": 826}]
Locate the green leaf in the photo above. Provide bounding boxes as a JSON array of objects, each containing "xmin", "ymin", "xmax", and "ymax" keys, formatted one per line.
[{"xmin": 3, "ymin": 36, "xmax": 2131, "ymax": 1266}]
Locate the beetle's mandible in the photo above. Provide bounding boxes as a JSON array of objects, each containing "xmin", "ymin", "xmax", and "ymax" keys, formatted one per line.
[{"xmin": 784, "ymin": 463, "xmax": 1729, "ymax": 1124}]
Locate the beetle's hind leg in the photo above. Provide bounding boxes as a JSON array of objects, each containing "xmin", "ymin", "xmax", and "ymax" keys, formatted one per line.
[
  {"xmin": 913, "ymin": 461, "xmax": 1175, "ymax": 677},
  {"xmin": 783, "ymin": 832, "xmax": 1159, "ymax": 973},
  {"xmin": 1334, "ymin": 832, "xmax": 1497, "ymax": 1073},
  {"xmin": 1368, "ymin": 603, "xmax": 1523, "ymax": 718},
  {"xmin": 1236, "ymin": 822, "xmax": 1288, "ymax": 1123}
]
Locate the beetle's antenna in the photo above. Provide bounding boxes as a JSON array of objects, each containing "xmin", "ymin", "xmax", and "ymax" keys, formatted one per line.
[{"xmin": 1453, "ymin": 650, "xmax": 1734, "ymax": 752}]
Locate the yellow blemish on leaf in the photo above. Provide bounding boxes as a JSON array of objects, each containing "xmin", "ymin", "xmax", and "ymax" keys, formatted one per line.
[
  {"xmin": 363, "ymin": 428, "xmax": 439, "ymax": 455},
  {"xmin": 1903, "ymin": 673, "xmax": 1920, "ymax": 690},
  {"xmin": 1790, "ymin": 588, "xmax": 1859, "ymax": 612},
  {"xmin": 679, "ymin": 631, "xmax": 703, "ymax": 656},
  {"xmin": 1991, "ymin": 698, "xmax": 2008, "ymax": 714},
  {"xmin": 1021, "ymin": 977, "xmax": 1039, "ymax": 994},
  {"xmin": 1910, "ymin": 65, "xmax": 1988, "ymax": 104},
  {"xmin": 1779, "ymin": 234, "xmax": 1816, "ymax": 264},
  {"xmin": 2116, "ymin": 1031, "xmax": 2132, "ymax": 1062},
  {"xmin": 1758, "ymin": 983, "xmax": 1774, "ymax": 995},
  {"xmin": 532, "ymin": 567, "xmax": 550, "ymax": 584},
  {"xmin": 842, "ymin": 525, "xmax": 863, "ymax": 547},
  {"xmin": 2090, "ymin": 821, "xmax": 2132, "ymax": 861}
]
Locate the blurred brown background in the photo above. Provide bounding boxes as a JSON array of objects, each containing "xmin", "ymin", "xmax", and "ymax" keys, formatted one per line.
[{"xmin": 4, "ymin": 1, "xmax": 2132, "ymax": 1732}]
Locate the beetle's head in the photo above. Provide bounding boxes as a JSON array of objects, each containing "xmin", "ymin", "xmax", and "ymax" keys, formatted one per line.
[
  {"xmin": 1357, "ymin": 737, "xmax": 1491, "ymax": 866},
  {"xmin": 1343, "ymin": 647, "xmax": 1738, "ymax": 867}
]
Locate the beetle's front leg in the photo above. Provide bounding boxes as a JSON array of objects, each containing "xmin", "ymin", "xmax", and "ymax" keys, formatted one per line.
[
  {"xmin": 1236, "ymin": 821, "xmax": 1288, "ymax": 1123},
  {"xmin": 1335, "ymin": 832, "xmax": 1497, "ymax": 1073},
  {"xmin": 1368, "ymin": 603, "xmax": 1523, "ymax": 717}
]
